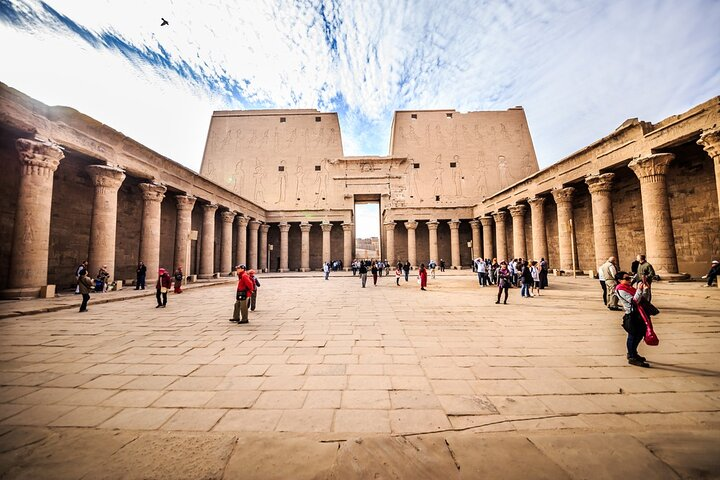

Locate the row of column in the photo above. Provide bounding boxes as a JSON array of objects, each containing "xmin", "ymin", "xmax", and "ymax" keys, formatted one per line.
[
  {"xmin": 384, "ymin": 219, "xmax": 466, "ymax": 268},
  {"xmin": 276, "ymin": 221, "xmax": 353, "ymax": 272}
]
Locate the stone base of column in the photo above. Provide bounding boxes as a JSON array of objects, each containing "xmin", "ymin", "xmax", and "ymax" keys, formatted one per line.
[
  {"xmin": 656, "ymin": 271, "xmax": 690, "ymax": 282},
  {"xmin": 198, "ymin": 274, "xmax": 214, "ymax": 280},
  {"xmin": 279, "ymin": 269, "xmax": 288, "ymax": 273},
  {"xmin": 300, "ymin": 268, "xmax": 310, "ymax": 272},
  {"xmin": 0, "ymin": 287, "xmax": 43, "ymax": 299},
  {"xmin": 452, "ymin": 265, "xmax": 463, "ymax": 270}
]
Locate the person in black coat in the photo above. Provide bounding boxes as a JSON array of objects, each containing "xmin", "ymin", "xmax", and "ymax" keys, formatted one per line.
[
  {"xmin": 403, "ymin": 261, "xmax": 411, "ymax": 282},
  {"xmin": 135, "ymin": 261, "xmax": 147, "ymax": 290}
]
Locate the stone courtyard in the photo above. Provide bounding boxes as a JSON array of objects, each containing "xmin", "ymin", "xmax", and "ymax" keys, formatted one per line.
[{"xmin": 0, "ymin": 273, "xmax": 718, "ymax": 478}]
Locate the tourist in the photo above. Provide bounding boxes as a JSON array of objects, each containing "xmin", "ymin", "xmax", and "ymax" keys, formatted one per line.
[
  {"xmin": 155, "ymin": 268, "xmax": 171, "ymax": 308},
  {"xmin": 371, "ymin": 262, "xmax": 379, "ymax": 286},
  {"xmin": 634, "ymin": 255, "xmax": 656, "ymax": 301},
  {"xmin": 395, "ymin": 263, "xmax": 402, "ymax": 285},
  {"xmin": 530, "ymin": 260, "xmax": 541, "ymax": 296},
  {"xmin": 323, "ymin": 261, "xmax": 330, "ymax": 280},
  {"xmin": 384, "ymin": 259, "xmax": 390, "ymax": 276},
  {"xmin": 520, "ymin": 261, "xmax": 533, "ymax": 297},
  {"xmin": 77, "ymin": 269, "xmax": 93, "ymax": 312},
  {"xmin": 615, "ymin": 271, "xmax": 650, "ymax": 367},
  {"xmin": 75, "ymin": 260, "xmax": 88, "ymax": 294},
  {"xmin": 230, "ymin": 264, "xmax": 254, "ymax": 323},
  {"xmin": 475, "ymin": 257, "xmax": 487, "ymax": 287},
  {"xmin": 403, "ymin": 261, "xmax": 411, "ymax": 281},
  {"xmin": 359, "ymin": 261, "xmax": 368, "ymax": 288},
  {"xmin": 440, "ymin": 259, "xmax": 446, "ymax": 272},
  {"xmin": 490, "ymin": 258, "xmax": 499, "ymax": 285},
  {"xmin": 135, "ymin": 261, "xmax": 147, "ymax": 290},
  {"xmin": 419, "ymin": 263, "xmax": 428, "ymax": 291},
  {"xmin": 351, "ymin": 260, "xmax": 358, "ymax": 276},
  {"xmin": 495, "ymin": 261, "xmax": 511, "ymax": 304},
  {"xmin": 701, "ymin": 260, "xmax": 719, "ymax": 287},
  {"xmin": 248, "ymin": 269, "xmax": 260, "ymax": 311},
  {"xmin": 509, "ymin": 259, "xmax": 517, "ymax": 286},
  {"xmin": 96, "ymin": 265, "xmax": 110, "ymax": 292},
  {"xmin": 599, "ymin": 257, "xmax": 621, "ymax": 310},
  {"xmin": 428, "ymin": 259, "xmax": 437, "ymax": 279},
  {"xmin": 539, "ymin": 258, "xmax": 548, "ymax": 288},
  {"xmin": 173, "ymin": 266, "xmax": 184, "ymax": 293}
]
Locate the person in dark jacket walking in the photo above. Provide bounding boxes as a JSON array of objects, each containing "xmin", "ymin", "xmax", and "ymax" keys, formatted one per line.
[
  {"xmin": 173, "ymin": 267, "xmax": 184, "ymax": 293},
  {"xmin": 495, "ymin": 262, "xmax": 511, "ymax": 304},
  {"xmin": 371, "ymin": 262, "xmax": 379, "ymax": 286},
  {"xmin": 359, "ymin": 262, "xmax": 368, "ymax": 288},
  {"xmin": 135, "ymin": 261, "xmax": 147, "ymax": 290},
  {"xmin": 78, "ymin": 269, "xmax": 93, "ymax": 312},
  {"xmin": 155, "ymin": 268, "xmax": 172, "ymax": 308},
  {"xmin": 403, "ymin": 261, "xmax": 411, "ymax": 282}
]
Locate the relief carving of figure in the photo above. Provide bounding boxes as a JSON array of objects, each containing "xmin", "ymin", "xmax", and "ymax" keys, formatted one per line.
[
  {"xmin": 327, "ymin": 128, "xmax": 339, "ymax": 147},
  {"xmin": 435, "ymin": 125, "xmax": 446, "ymax": 147},
  {"xmin": 498, "ymin": 155, "xmax": 509, "ymax": 188},
  {"xmin": 258, "ymin": 129, "xmax": 269, "ymax": 148},
  {"xmin": 295, "ymin": 158, "xmax": 304, "ymax": 201},
  {"xmin": 475, "ymin": 151, "xmax": 489, "ymax": 197},
  {"xmin": 521, "ymin": 154, "xmax": 533, "ymax": 178},
  {"xmin": 253, "ymin": 158, "xmax": 265, "ymax": 203},
  {"xmin": 285, "ymin": 128, "xmax": 297, "ymax": 148},
  {"xmin": 404, "ymin": 158, "xmax": 419, "ymax": 199},
  {"xmin": 233, "ymin": 159, "xmax": 245, "ymax": 192},
  {"xmin": 314, "ymin": 158, "xmax": 329, "ymax": 206},
  {"xmin": 433, "ymin": 154, "xmax": 443, "ymax": 196},
  {"xmin": 397, "ymin": 126, "xmax": 407, "ymax": 144},
  {"xmin": 407, "ymin": 125, "xmax": 421, "ymax": 145},
  {"xmin": 452, "ymin": 155, "xmax": 462, "ymax": 196},
  {"xmin": 277, "ymin": 160, "xmax": 287, "ymax": 203},
  {"xmin": 22, "ymin": 211, "xmax": 35, "ymax": 244}
]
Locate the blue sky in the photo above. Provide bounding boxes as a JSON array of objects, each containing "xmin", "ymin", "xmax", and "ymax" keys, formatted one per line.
[{"xmin": 1, "ymin": 0, "xmax": 718, "ymax": 173}]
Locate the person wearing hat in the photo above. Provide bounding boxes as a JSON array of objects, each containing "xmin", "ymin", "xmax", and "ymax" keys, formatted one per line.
[
  {"xmin": 231, "ymin": 264, "xmax": 255, "ymax": 323},
  {"xmin": 702, "ymin": 260, "xmax": 720, "ymax": 287},
  {"xmin": 155, "ymin": 268, "xmax": 172, "ymax": 308}
]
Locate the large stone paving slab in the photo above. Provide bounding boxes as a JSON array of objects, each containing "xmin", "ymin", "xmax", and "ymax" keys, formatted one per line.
[{"xmin": 0, "ymin": 273, "xmax": 718, "ymax": 477}]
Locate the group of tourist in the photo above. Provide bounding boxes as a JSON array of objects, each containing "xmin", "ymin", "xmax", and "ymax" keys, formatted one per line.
[
  {"xmin": 351, "ymin": 259, "xmax": 391, "ymax": 276},
  {"xmin": 229, "ymin": 264, "xmax": 260, "ymax": 324},
  {"xmin": 471, "ymin": 257, "xmax": 548, "ymax": 305}
]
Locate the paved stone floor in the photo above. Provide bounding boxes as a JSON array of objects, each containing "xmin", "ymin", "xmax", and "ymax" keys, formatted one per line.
[{"xmin": 0, "ymin": 272, "xmax": 718, "ymax": 478}]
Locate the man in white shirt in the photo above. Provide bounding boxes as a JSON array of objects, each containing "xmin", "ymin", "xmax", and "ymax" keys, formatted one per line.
[{"xmin": 599, "ymin": 257, "xmax": 621, "ymax": 311}]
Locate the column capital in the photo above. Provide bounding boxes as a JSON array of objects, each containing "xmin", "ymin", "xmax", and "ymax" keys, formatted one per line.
[
  {"xmin": 527, "ymin": 196, "xmax": 546, "ymax": 208},
  {"xmin": 404, "ymin": 220, "xmax": 418, "ymax": 230},
  {"xmin": 300, "ymin": 222, "xmax": 312, "ymax": 233},
  {"xmin": 552, "ymin": 186, "xmax": 575, "ymax": 204},
  {"xmin": 202, "ymin": 203, "xmax": 218, "ymax": 214},
  {"xmin": 628, "ymin": 153, "xmax": 675, "ymax": 182},
  {"xmin": 508, "ymin": 204, "xmax": 527, "ymax": 217},
  {"xmin": 87, "ymin": 164, "xmax": 125, "ymax": 190},
  {"xmin": 492, "ymin": 211, "xmax": 508, "ymax": 223},
  {"xmin": 139, "ymin": 182, "xmax": 166, "ymax": 202},
  {"xmin": 237, "ymin": 215, "xmax": 249, "ymax": 227},
  {"xmin": 426, "ymin": 219, "xmax": 439, "ymax": 230},
  {"xmin": 278, "ymin": 221, "xmax": 291, "ymax": 233},
  {"xmin": 698, "ymin": 128, "xmax": 720, "ymax": 159},
  {"xmin": 448, "ymin": 219, "xmax": 461, "ymax": 230},
  {"xmin": 585, "ymin": 173, "xmax": 615, "ymax": 194},
  {"xmin": 479, "ymin": 215, "xmax": 493, "ymax": 227},
  {"xmin": 383, "ymin": 221, "xmax": 396, "ymax": 231},
  {"xmin": 469, "ymin": 219, "xmax": 480, "ymax": 229},
  {"xmin": 248, "ymin": 219, "xmax": 261, "ymax": 231},
  {"xmin": 259, "ymin": 223, "xmax": 270, "ymax": 233},
  {"xmin": 175, "ymin": 195, "xmax": 196, "ymax": 211},
  {"xmin": 342, "ymin": 222, "xmax": 354, "ymax": 232},
  {"xmin": 16, "ymin": 138, "xmax": 64, "ymax": 174},
  {"xmin": 220, "ymin": 211, "xmax": 236, "ymax": 223},
  {"xmin": 321, "ymin": 222, "xmax": 333, "ymax": 232}
]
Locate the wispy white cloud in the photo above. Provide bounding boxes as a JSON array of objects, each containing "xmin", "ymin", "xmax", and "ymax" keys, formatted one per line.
[{"xmin": 1, "ymin": 0, "xmax": 718, "ymax": 173}]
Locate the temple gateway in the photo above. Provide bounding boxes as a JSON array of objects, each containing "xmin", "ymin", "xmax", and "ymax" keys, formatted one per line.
[{"xmin": 0, "ymin": 82, "xmax": 718, "ymax": 298}]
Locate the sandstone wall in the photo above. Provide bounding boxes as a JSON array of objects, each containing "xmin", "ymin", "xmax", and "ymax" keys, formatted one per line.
[{"xmin": 0, "ymin": 131, "xmax": 21, "ymax": 290}]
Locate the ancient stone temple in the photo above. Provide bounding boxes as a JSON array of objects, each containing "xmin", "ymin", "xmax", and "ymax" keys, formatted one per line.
[{"xmin": 0, "ymin": 81, "xmax": 718, "ymax": 298}]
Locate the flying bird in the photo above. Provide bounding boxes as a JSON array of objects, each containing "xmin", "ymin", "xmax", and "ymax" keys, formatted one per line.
[{"xmin": 160, "ymin": 18, "xmax": 169, "ymax": 26}]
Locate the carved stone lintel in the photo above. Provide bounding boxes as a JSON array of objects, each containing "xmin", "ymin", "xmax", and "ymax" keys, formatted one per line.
[
  {"xmin": 426, "ymin": 220, "xmax": 439, "ymax": 231},
  {"xmin": 551, "ymin": 187, "xmax": 575, "ymax": 204},
  {"xmin": 628, "ymin": 153, "xmax": 675, "ymax": 182},
  {"xmin": 698, "ymin": 128, "xmax": 720, "ymax": 159},
  {"xmin": 139, "ymin": 182, "xmax": 166, "ymax": 202},
  {"xmin": 299, "ymin": 222, "xmax": 312, "ymax": 233},
  {"xmin": 404, "ymin": 220, "xmax": 418, "ymax": 230},
  {"xmin": 585, "ymin": 173, "xmax": 615, "ymax": 194},
  {"xmin": 16, "ymin": 138, "xmax": 64, "ymax": 175},
  {"xmin": 175, "ymin": 195, "xmax": 196, "ymax": 211},
  {"xmin": 221, "ymin": 211, "xmax": 236, "ymax": 223},
  {"xmin": 278, "ymin": 222, "xmax": 291, "ymax": 233},
  {"xmin": 507, "ymin": 204, "xmax": 527, "ymax": 217},
  {"xmin": 527, "ymin": 196, "xmax": 546, "ymax": 209},
  {"xmin": 87, "ymin": 164, "xmax": 126, "ymax": 190},
  {"xmin": 321, "ymin": 222, "xmax": 333, "ymax": 232}
]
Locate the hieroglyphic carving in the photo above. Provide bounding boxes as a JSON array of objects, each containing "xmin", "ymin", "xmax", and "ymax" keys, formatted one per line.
[
  {"xmin": 295, "ymin": 158, "xmax": 305, "ymax": 201},
  {"xmin": 404, "ymin": 157, "xmax": 419, "ymax": 199},
  {"xmin": 433, "ymin": 154, "xmax": 443, "ymax": 196},
  {"xmin": 452, "ymin": 155, "xmax": 462, "ymax": 196},
  {"xmin": 498, "ymin": 155, "xmax": 509, "ymax": 188},
  {"xmin": 233, "ymin": 159, "xmax": 245, "ymax": 192},
  {"xmin": 475, "ymin": 151, "xmax": 489, "ymax": 196},
  {"xmin": 278, "ymin": 159, "xmax": 287, "ymax": 203},
  {"xmin": 253, "ymin": 158, "xmax": 265, "ymax": 203}
]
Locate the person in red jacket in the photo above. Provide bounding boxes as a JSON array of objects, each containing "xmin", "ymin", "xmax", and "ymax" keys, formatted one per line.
[
  {"xmin": 419, "ymin": 263, "xmax": 428, "ymax": 291},
  {"xmin": 230, "ymin": 264, "xmax": 255, "ymax": 324},
  {"xmin": 155, "ymin": 268, "xmax": 172, "ymax": 308}
]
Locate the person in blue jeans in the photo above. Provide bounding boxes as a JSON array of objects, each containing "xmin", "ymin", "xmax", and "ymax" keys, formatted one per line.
[{"xmin": 520, "ymin": 261, "xmax": 533, "ymax": 298}]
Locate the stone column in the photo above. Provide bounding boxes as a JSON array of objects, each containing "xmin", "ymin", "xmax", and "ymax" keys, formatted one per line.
[
  {"xmin": 3, "ymin": 139, "xmax": 64, "ymax": 298},
  {"xmin": 508, "ymin": 204, "xmax": 527, "ymax": 259},
  {"xmin": 342, "ymin": 223, "xmax": 353, "ymax": 269},
  {"xmin": 552, "ymin": 187, "xmax": 575, "ymax": 271},
  {"xmin": 87, "ymin": 165, "xmax": 126, "ymax": 282},
  {"xmin": 138, "ymin": 182, "xmax": 166, "ymax": 285},
  {"xmin": 300, "ymin": 222, "xmax": 311, "ymax": 271},
  {"xmin": 628, "ymin": 153, "xmax": 679, "ymax": 274},
  {"xmin": 279, "ymin": 222, "xmax": 290, "ymax": 272},
  {"xmin": 449, "ymin": 219, "xmax": 461, "ymax": 269},
  {"xmin": 219, "ymin": 211, "xmax": 235, "ymax": 275},
  {"xmin": 384, "ymin": 221, "xmax": 396, "ymax": 263},
  {"xmin": 174, "ymin": 195, "xmax": 196, "ymax": 272},
  {"xmin": 527, "ymin": 196, "xmax": 548, "ymax": 263},
  {"xmin": 321, "ymin": 222, "xmax": 332, "ymax": 263},
  {"xmin": 404, "ymin": 220, "xmax": 418, "ymax": 267},
  {"xmin": 427, "ymin": 220, "xmax": 439, "ymax": 264},
  {"xmin": 259, "ymin": 223, "xmax": 269, "ymax": 272},
  {"xmin": 698, "ymin": 128, "xmax": 720, "ymax": 219},
  {"xmin": 198, "ymin": 203, "xmax": 218, "ymax": 279},
  {"xmin": 247, "ymin": 220, "xmax": 260, "ymax": 270},
  {"xmin": 469, "ymin": 220, "xmax": 481, "ymax": 259},
  {"xmin": 235, "ymin": 215, "xmax": 248, "ymax": 268},
  {"xmin": 492, "ymin": 211, "xmax": 508, "ymax": 262},
  {"xmin": 585, "ymin": 173, "xmax": 619, "ymax": 266},
  {"xmin": 480, "ymin": 216, "xmax": 494, "ymax": 260}
]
